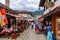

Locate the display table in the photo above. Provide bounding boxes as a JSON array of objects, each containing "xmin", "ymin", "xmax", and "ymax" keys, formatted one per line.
[{"xmin": 2, "ymin": 29, "xmax": 13, "ymax": 33}]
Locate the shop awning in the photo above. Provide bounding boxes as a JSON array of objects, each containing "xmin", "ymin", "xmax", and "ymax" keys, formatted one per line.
[
  {"xmin": 6, "ymin": 13, "xmax": 26, "ymax": 20},
  {"xmin": 6, "ymin": 13, "xmax": 19, "ymax": 17},
  {"xmin": 40, "ymin": 6, "xmax": 60, "ymax": 18}
]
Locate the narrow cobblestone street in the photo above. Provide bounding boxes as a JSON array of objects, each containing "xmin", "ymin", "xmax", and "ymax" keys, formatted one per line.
[{"xmin": 0, "ymin": 27, "xmax": 46, "ymax": 40}]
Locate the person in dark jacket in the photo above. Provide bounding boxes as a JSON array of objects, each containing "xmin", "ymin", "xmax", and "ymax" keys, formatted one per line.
[
  {"xmin": 52, "ymin": 33, "xmax": 56, "ymax": 40},
  {"xmin": 47, "ymin": 27, "xmax": 52, "ymax": 40},
  {"xmin": 46, "ymin": 25, "xmax": 56, "ymax": 40}
]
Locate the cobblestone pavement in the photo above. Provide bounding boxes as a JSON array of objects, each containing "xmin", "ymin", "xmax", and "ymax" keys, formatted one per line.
[{"xmin": 0, "ymin": 27, "xmax": 46, "ymax": 40}]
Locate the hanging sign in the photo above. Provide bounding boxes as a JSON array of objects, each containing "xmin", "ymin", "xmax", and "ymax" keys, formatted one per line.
[
  {"xmin": 38, "ymin": 18, "xmax": 44, "ymax": 22},
  {"xmin": 0, "ymin": 8, "xmax": 8, "ymax": 27},
  {"xmin": 44, "ymin": 1, "xmax": 55, "ymax": 8}
]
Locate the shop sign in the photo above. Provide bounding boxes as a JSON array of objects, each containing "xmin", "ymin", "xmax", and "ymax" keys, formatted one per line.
[
  {"xmin": 0, "ymin": 9, "xmax": 8, "ymax": 27},
  {"xmin": 38, "ymin": 18, "xmax": 44, "ymax": 22},
  {"xmin": 44, "ymin": 1, "xmax": 55, "ymax": 8},
  {"xmin": 56, "ymin": 18, "xmax": 60, "ymax": 40}
]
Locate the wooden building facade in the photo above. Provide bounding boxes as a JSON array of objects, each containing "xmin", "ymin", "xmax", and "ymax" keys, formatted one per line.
[{"xmin": 40, "ymin": 6, "xmax": 60, "ymax": 40}]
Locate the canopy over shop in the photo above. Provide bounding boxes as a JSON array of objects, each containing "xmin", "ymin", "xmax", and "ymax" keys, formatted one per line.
[{"xmin": 40, "ymin": 6, "xmax": 60, "ymax": 40}]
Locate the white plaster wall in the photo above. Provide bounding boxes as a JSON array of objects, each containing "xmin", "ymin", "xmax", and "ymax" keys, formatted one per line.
[{"xmin": 18, "ymin": 14, "xmax": 33, "ymax": 19}]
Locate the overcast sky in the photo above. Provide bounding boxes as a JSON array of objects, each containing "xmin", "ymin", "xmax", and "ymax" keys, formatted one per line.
[
  {"xmin": 0, "ymin": 0, "xmax": 5, "ymax": 4},
  {"xmin": 0, "ymin": 0, "xmax": 40, "ymax": 11}
]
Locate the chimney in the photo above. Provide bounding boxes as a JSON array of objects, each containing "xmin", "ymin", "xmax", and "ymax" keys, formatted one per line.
[{"xmin": 5, "ymin": 0, "xmax": 10, "ymax": 7}]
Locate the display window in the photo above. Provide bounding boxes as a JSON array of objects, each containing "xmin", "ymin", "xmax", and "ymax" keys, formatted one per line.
[{"xmin": 56, "ymin": 18, "xmax": 60, "ymax": 40}]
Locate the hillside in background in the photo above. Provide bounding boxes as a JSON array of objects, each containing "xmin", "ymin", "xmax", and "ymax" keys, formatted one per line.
[{"xmin": 31, "ymin": 10, "xmax": 44, "ymax": 16}]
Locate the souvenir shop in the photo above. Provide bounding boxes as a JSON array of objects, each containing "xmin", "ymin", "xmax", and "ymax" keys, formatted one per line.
[
  {"xmin": 6, "ymin": 14, "xmax": 16, "ymax": 28},
  {"xmin": 40, "ymin": 6, "xmax": 60, "ymax": 40},
  {"xmin": 0, "ymin": 4, "xmax": 29, "ymax": 39}
]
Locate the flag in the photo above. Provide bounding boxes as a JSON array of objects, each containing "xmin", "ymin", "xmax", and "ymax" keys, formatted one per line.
[{"xmin": 38, "ymin": 18, "xmax": 44, "ymax": 22}]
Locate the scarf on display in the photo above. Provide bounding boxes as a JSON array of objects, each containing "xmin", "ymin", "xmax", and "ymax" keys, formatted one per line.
[{"xmin": 0, "ymin": 8, "xmax": 8, "ymax": 27}]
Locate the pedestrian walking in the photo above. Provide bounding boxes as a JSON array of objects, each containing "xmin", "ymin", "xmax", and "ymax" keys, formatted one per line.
[
  {"xmin": 33, "ymin": 22, "xmax": 35, "ymax": 32},
  {"xmin": 38, "ymin": 22, "xmax": 42, "ymax": 33},
  {"xmin": 35, "ymin": 22, "xmax": 39, "ymax": 34},
  {"xmin": 31, "ymin": 21, "xmax": 34, "ymax": 29},
  {"xmin": 46, "ymin": 24, "xmax": 56, "ymax": 40},
  {"xmin": 47, "ymin": 27, "xmax": 53, "ymax": 40}
]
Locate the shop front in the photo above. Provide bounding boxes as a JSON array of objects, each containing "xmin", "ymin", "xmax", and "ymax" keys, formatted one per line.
[
  {"xmin": 40, "ymin": 6, "xmax": 60, "ymax": 40},
  {"xmin": 7, "ymin": 14, "xmax": 16, "ymax": 28},
  {"xmin": 52, "ymin": 11, "xmax": 60, "ymax": 40}
]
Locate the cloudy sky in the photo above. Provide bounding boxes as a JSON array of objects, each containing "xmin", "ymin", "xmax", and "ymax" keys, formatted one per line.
[
  {"xmin": 0, "ymin": 0, "xmax": 40, "ymax": 11},
  {"xmin": 0, "ymin": 0, "xmax": 5, "ymax": 4}
]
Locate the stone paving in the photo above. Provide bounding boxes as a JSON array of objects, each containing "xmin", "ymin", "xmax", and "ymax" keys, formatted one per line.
[{"xmin": 0, "ymin": 27, "xmax": 46, "ymax": 40}]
